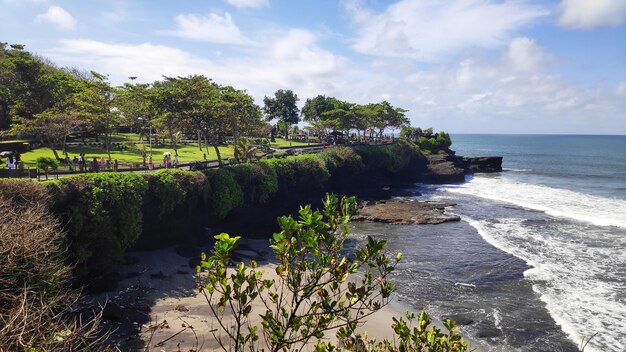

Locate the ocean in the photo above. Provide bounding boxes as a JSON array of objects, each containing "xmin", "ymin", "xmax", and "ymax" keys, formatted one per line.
[{"xmin": 350, "ymin": 134, "xmax": 626, "ymax": 352}]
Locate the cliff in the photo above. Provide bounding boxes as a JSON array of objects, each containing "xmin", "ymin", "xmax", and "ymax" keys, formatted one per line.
[{"xmin": 419, "ymin": 153, "xmax": 502, "ymax": 184}]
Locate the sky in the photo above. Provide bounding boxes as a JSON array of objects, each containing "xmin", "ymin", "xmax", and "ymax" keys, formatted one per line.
[{"xmin": 1, "ymin": 0, "xmax": 625, "ymax": 134}]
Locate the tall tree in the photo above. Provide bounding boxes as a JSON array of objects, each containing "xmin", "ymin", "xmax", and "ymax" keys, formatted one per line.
[
  {"xmin": 0, "ymin": 43, "xmax": 81, "ymax": 131},
  {"xmin": 74, "ymin": 71, "xmax": 120, "ymax": 161},
  {"xmin": 263, "ymin": 89, "xmax": 300, "ymax": 139},
  {"xmin": 117, "ymin": 80, "xmax": 152, "ymax": 140},
  {"xmin": 371, "ymin": 101, "xmax": 409, "ymax": 137},
  {"xmin": 301, "ymin": 95, "xmax": 334, "ymax": 123},
  {"xmin": 219, "ymin": 86, "xmax": 264, "ymax": 146}
]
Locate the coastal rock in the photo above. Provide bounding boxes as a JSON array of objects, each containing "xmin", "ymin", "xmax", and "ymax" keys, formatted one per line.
[
  {"xmin": 455, "ymin": 156, "xmax": 503, "ymax": 173},
  {"xmin": 418, "ymin": 153, "xmax": 503, "ymax": 183},
  {"xmin": 421, "ymin": 154, "xmax": 466, "ymax": 184},
  {"xmin": 353, "ymin": 199, "xmax": 460, "ymax": 225},
  {"xmin": 442, "ymin": 314, "xmax": 474, "ymax": 326}
]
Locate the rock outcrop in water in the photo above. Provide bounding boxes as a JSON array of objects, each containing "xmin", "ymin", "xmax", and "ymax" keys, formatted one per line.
[
  {"xmin": 353, "ymin": 199, "xmax": 460, "ymax": 225},
  {"xmin": 419, "ymin": 153, "xmax": 503, "ymax": 184}
]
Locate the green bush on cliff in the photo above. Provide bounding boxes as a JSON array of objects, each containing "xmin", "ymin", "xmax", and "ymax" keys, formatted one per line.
[
  {"xmin": 204, "ymin": 168, "xmax": 244, "ymax": 219},
  {"xmin": 262, "ymin": 153, "xmax": 330, "ymax": 195},
  {"xmin": 48, "ymin": 173, "xmax": 147, "ymax": 274},
  {"xmin": 354, "ymin": 139, "xmax": 417, "ymax": 174},
  {"xmin": 226, "ymin": 163, "xmax": 278, "ymax": 204},
  {"xmin": 145, "ymin": 170, "xmax": 188, "ymax": 218}
]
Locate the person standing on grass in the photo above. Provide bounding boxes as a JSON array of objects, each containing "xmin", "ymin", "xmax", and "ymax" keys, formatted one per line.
[
  {"xmin": 78, "ymin": 154, "xmax": 84, "ymax": 172},
  {"xmin": 99, "ymin": 156, "xmax": 106, "ymax": 171},
  {"xmin": 6, "ymin": 155, "xmax": 16, "ymax": 170},
  {"xmin": 113, "ymin": 159, "xmax": 118, "ymax": 172},
  {"xmin": 92, "ymin": 157, "xmax": 99, "ymax": 172}
]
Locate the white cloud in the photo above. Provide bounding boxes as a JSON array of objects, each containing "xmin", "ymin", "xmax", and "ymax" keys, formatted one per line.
[
  {"xmin": 344, "ymin": 0, "xmax": 548, "ymax": 61},
  {"xmin": 44, "ymin": 35, "xmax": 625, "ymax": 134},
  {"xmin": 225, "ymin": 0, "xmax": 268, "ymax": 9},
  {"xmin": 169, "ymin": 12, "xmax": 253, "ymax": 45},
  {"xmin": 46, "ymin": 30, "xmax": 344, "ymax": 99},
  {"xmin": 505, "ymin": 37, "xmax": 553, "ymax": 72},
  {"xmin": 34, "ymin": 5, "xmax": 76, "ymax": 30},
  {"xmin": 557, "ymin": 0, "xmax": 626, "ymax": 28}
]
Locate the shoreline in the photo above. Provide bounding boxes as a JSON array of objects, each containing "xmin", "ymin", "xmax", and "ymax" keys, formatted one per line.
[{"xmin": 91, "ymin": 238, "xmax": 420, "ymax": 351}]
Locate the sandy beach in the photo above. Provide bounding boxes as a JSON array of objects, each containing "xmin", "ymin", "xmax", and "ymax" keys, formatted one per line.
[{"xmin": 91, "ymin": 237, "xmax": 408, "ymax": 351}]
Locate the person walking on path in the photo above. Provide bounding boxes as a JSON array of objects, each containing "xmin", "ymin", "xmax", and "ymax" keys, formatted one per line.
[
  {"xmin": 99, "ymin": 156, "xmax": 106, "ymax": 171},
  {"xmin": 113, "ymin": 159, "xmax": 118, "ymax": 172}
]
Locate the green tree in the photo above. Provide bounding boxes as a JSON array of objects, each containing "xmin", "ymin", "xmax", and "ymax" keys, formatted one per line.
[
  {"xmin": 74, "ymin": 71, "xmax": 121, "ymax": 161},
  {"xmin": 371, "ymin": 101, "xmax": 409, "ymax": 138},
  {"xmin": 116, "ymin": 79, "xmax": 152, "ymax": 140},
  {"xmin": 35, "ymin": 156, "xmax": 59, "ymax": 179},
  {"xmin": 263, "ymin": 89, "xmax": 300, "ymax": 140},
  {"xmin": 198, "ymin": 194, "xmax": 470, "ymax": 352},
  {"xmin": 220, "ymin": 86, "xmax": 265, "ymax": 146},
  {"xmin": 302, "ymin": 95, "xmax": 335, "ymax": 123},
  {"xmin": 233, "ymin": 138, "xmax": 258, "ymax": 163}
]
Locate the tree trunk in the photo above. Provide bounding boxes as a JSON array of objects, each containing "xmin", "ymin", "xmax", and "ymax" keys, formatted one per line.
[
  {"xmin": 198, "ymin": 131, "xmax": 202, "ymax": 151},
  {"xmin": 44, "ymin": 137, "xmax": 61, "ymax": 161},
  {"xmin": 213, "ymin": 144, "xmax": 222, "ymax": 165},
  {"xmin": 169, "ymin": 127, "xmax": 178, "ymax": 157},
  {"xmin": 105, "ymin": 132, "xmax": 112, "ymax": 161}
]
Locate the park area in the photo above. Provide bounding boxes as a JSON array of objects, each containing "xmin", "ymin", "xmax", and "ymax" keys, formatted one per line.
[{"xmin": 0, "ymin": 134, "xmax": 319, "ymax": 173}]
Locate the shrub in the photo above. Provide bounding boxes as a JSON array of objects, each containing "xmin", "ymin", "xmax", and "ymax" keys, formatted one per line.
[
  {"xmin": 144, "ymin": 170, "xmax": 188, "ymax": 218},
  {"xmin": 204, "ymin": 168, "xmax": 244, "ymax": 219},
  {"xmin": 51, "ymin": 173, "xmax": 148, "ymax": 274},
  {"xmin": 262, "ymin": 154, "xmax": 330, "ymax": 195},
  {"xmin": 0, "ymin": 182, "xmax": 110, "ymax": 351},
  {"xmin": 226, "ymin": 163, "xmax": 278, "ymax": 204},
  {"xmin": 320, "ymin": 146, "xmax": 364, "ymax": 176},
  {"xmin": 36, "ymin": 156, "xmax": 59, "ymax": 179},
  {"xmin": 198, "ymin": 194, "xmax": 469, "ymax": 352},
  {"xmin": 353, "ymin": 140, "xmax": 418, "ymax": 175},
  {"xmin": 138, "ymin": 169, "xmax": 210, "ymax": 247}
]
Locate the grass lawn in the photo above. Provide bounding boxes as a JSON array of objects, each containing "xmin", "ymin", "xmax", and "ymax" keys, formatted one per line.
[
  {"xmin": 6, "ymin": 143, "xmax": 234, "ymax": 169},
  {"xmin": 270, "ymin": 138, "xmax": 320, "ymax": 148},
  {"xmin": 67, "ymin": 133, "xmax": 144, "ymax": 143}
]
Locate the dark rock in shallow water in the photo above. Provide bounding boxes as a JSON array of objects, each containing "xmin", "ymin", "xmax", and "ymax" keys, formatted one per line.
[
  {"xmin": 442, "ymin": 314, "xmax": 474, "ymax": 326},
  {"xmin": 353, "ymin": 199, "xmax": 460, "ymax": 225},
  {"xmin": 418, "ymin": 153, "xmax": 503, "ymax": 184},
  {"xmin": 455, "ymin": 156, "xmax": 503, "ymax": 173},
  {"xmin": 477, "ymin": 327, "xmax": 503, "ymax": 338}
]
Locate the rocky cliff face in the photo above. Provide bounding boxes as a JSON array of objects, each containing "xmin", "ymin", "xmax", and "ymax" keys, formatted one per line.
[
  {"xmin": 454, "ymin": 156, "xmax": 503, "ymax": 173},
  {"xmin": 419, "ymin": 153, "xmax": 502, "ymax": 184}
]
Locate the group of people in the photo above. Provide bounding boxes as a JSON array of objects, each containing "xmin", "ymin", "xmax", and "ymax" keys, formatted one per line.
[
  {"xmin": 162, "ymin": 153, "xmax": 178, "ymax": 169},
  {"xmin": 70, "ymin": 154, "xmax": 118, "ymax": 172},
  {"xmin": 4, "ymin": 151, "xmax": 21, "ymax": 170}
]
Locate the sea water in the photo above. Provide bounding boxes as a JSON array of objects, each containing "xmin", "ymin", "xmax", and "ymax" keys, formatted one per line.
[{"xmin": 350, "ymin": 135, "xmax": 626, "ymax": 352}]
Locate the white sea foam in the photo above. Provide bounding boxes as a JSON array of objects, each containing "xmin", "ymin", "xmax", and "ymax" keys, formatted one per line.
[
  {"xmin": 466, "ymin": 217, "xmax": 626, "ymax": 352},
  {"xmin": 444, "ymin": 176, "xmax": 626, "ymax": 228}
]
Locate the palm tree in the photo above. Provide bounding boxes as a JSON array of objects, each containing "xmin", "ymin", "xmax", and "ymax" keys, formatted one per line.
[{"xmin": 234, "ymin": 138, "xmax": 258, "ymax": 163}]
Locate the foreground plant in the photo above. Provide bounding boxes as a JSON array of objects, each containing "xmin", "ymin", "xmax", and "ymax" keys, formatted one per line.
[{"xmin": 198, "ymin": 194, "xmax": 469, "ymax": 352}]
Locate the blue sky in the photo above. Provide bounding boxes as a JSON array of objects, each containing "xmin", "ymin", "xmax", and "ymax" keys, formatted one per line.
[{"xmin": 1, "ymin": 0, "xmax": 625, "ymax": 134}]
